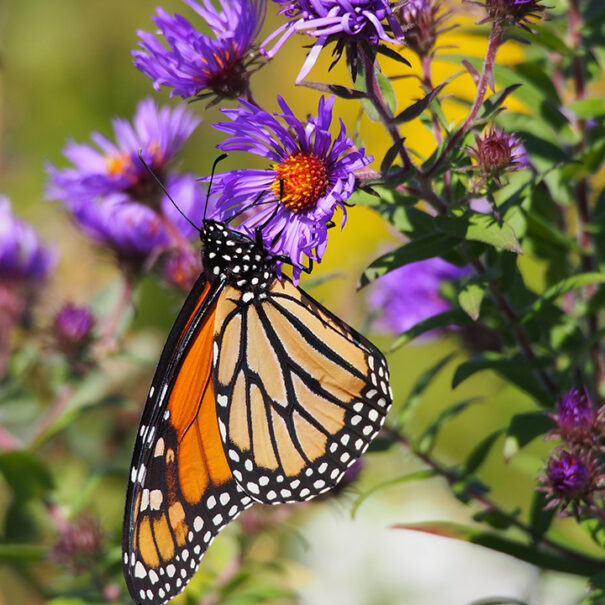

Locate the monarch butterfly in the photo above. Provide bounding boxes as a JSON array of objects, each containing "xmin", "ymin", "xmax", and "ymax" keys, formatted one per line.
[{"xmin": 122, "ymin": 209, "xmax": 393, "ymax": 604}]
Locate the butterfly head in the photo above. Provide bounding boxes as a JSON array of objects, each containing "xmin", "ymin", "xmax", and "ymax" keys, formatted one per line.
[{"xmin": 200, "ymin": 220, "xmax": 277, "ymax": 291}]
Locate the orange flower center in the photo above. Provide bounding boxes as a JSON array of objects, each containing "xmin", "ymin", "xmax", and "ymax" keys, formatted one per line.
[
  {"xmin": 106, "ymin": 152, "xmax": 134, "ymax": 178},
  {"xmin": 271, "ymin": 152, "xmax": 329, "ymax": 214}
]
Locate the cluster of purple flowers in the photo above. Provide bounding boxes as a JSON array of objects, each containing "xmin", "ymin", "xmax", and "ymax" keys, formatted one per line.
[
  {"xmin": 46, "ymin": 98, "xmax": 205, "ymax": 274},
  {"xmin": 541, "ymin": 388, "xmax": 605, "ymax": 518}
]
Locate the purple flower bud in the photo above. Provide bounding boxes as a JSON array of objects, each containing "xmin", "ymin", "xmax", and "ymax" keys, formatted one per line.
[
  {"xmin": 545, "ymin": 450, "xmax": 593, "ymax": 501},
  {"xmin": 556, "ymin": 387, "xmax": 594, "ymax": 437},
  {"xmin": 466, "ymin": 127, "xmax": 528, "ymax": 182},
  {"xmin": 479, "ymin": 0, "xmax": 546, "ymax": 26},
  {"xmin": 50, "ymin": 515, "xmax": 105, "ymax": 573},
  {"xmin": 52, "ymin": 303, "xmax": 95, "ymax": 361},
  {"xmin": 398, "ymin": 0, "xmax": 452, "ymax": 57}
]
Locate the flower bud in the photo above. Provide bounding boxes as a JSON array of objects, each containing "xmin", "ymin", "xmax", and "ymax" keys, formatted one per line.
[{"xmin": 399, "ymin": 0, "xmax": 452, "ymax": 57}]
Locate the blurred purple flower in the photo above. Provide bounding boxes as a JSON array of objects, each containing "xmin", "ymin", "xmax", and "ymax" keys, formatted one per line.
[
  {"xmin": 47, "ymin": 101, "xmax": 207, "ymax": 264},
  {"xmin": 162, "ymin": 248, "xmax": 202, "ymax": 292},
  {"xmin": 262, "ymin": 0, "xmax": 404, "ymax": 83},
  {"xmin": 58, "ymin": 173, "xmax": 206, "ymax": 263},
  {"xmin": 209, "ymin": 95, "xmax": 371, "ymax": 282},
  {"xmin": 556, "ymin": 387, "xmax": 595, "ymax": 437},
  {"xmin": 47, "ymin": 98, "xmax": 200, "ymax": 207},
  {"xmin": 0, "ymin": 196, "xmax": 54, "ymax": 282},
  {"xmin": 133, "ymin": 0, "xmax": 266, "ymax": 100},
  {"xmin": 367, "ymin": 257, "xmax": 469, "ymax": 336},
  {"xmin": 52, "ymin": 303, "xmax": 96, "ymax": 366}
]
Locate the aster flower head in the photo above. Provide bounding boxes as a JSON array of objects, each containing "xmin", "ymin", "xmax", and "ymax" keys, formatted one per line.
[
  {"xmin": 134, "ymin": 0, "xmax": 266, "ymax": 100},
  {"xmin": 209, "ymin": 95, "xmax": 372, "ymax": 282},
  {"xmin": 162, "ymin": 248, "xmax": 202, "ymax": 292},
  {"xmin": 58, "ymin": 173, "xmax": 206, "ymax": 267},
  {"xmin": 261, "ymin": 0, "xmax": 404, "ymax": 83},
  {"xmin": 51, "ymin": 303, "xmax": 96, "ymax": 367},
  {"xmin": 477, "ymin": 0, "xmax": 546, "ymax": 28},
  {"xmin": 0, "ymin": 196, "xmax": 54, "ymax": 283},
  {"xmin": 466, "ymin": 126, "xmax": 528, "ymax": 183},
  {"xmin": 553, "ymin": 387, "xmax": 596, "ymax": 444},
  {"xmin": 367, "ymin": 257, "xmax": 469, "ymax": 336},
  {"xmin": 541, "ymin": 449, "xmax": 602, "ymax": 516},
  {"xmin": 398, "ymin": 0, "xmax": 453, "ymax": 57},
  {"xmin": 47, "ymin": 98, "xmax": 200, "ymax": 211}
]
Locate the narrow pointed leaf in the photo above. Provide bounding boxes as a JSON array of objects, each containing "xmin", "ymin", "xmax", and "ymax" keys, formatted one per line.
[
  {"xmin": 503, "ymin": 412, "xmax": 556, "ymax": 460},
  {"xmin": 458, "ymin": 281, "xmax": 487, "ymax": 320},
  {"xmin": 393, "ymin": 81, "xmax": 448, "ymax": 124},
  {"xmin": 299, "ymin": 80, "xmax": 367, "ymax": 99},
  {"xmin": 464, "ymin": 429, "xmax": 504, "ymax": 475}
]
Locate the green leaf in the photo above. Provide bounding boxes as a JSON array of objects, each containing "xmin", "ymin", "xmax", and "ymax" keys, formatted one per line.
[
  {"xmin": 503, "ymin": 412, "xmax": 556, "ymax": 461},
  {"xmin": 351, "ymin": 469, "xmax": 437, "ymax": 518},
  {"xmin": 458, "ymin": 281, "xmax": 487, "ymax": 320},
  {"xmin": 390, "ymin": 309, "xmax": 473, "ymax": 351},
  {"xmin": 381, "ymin": 138, "xmax": 406, "ymax": 173},
  {"xmin": 568, "ymin": 97, "xmax": 605, "ymax": 119},
  {"xmin": 464, "ymin": 429, "xmax": 504, "ymax": 475},
  {"xmin": 393, "ymin": 81, "xmax": 448, "ymax": 124},
  {"xmin": 472, "ymin": 508, "xmax": 516, "ymax": 530},
  {"xmin": 0, "ymin": 451, "xmax": 54, "ymax": 500},
  {"xmin": 452, "ymin": 353, "xmax": 552, "ymax": 407},
  {"xmin": 299, "ymin": 80, "xmax": 367, "ymax": 100},
  {"xmin": 478, "ymin": 84, "xmax": 522, "ymax": 121},
  {"xmin": 436, "ymin": 212, "xmax": 523, "ymax": 254},
  {"xmin": 521, "ymin": 272, "xmax": 605, "ymax": 324},
  {"xmin": 360, "ymin": 233, "xmax": 461, "ymax": 287},
  {"xmin": 0, "ymin": 543, "xmax": 46, "ymax": 563},
  {"xmin": 468, "ymin": 598, "xmax": 528, "ymax": 605},
  {"xmin": 397, "ymin": 353, "xmax": 456, "ymax": 428},
  {"xmin": 376, "ymin": 70, "xmax": 397, "ymax": 115},
  {"xmin": 416, "ymin": 398, "xmax": 482, "ymax": 455},
  {"xmin": 391, "ymin": 522, "xmax": 605, "ymax": 576}
]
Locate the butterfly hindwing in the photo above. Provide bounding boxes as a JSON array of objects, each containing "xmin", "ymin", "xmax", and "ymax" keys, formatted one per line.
[
  {"xmin": 123, "ymin": 276, "xmax": 252, "ymax": 605},
  {"xmin": 213, "ymin": 279, "xmax": 392, "ymax": 505}
]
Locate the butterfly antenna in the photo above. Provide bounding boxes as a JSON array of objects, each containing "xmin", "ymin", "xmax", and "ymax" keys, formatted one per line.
[
  {"xmin": 204, "ymin": 153, "xmax": 228, "ymax": 222},
  {"xmin": 137, "ymin": 150, "xmax": 200, "ymax": 232}
]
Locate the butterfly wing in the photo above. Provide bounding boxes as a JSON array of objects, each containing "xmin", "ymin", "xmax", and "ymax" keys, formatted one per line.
[
  {"xmin": 213, "ymin": 278, "xmax": 392, "ymax": 504},
  {"xmin": 122, "ymin": 275, "xmax": 252, "ymax": 605}
]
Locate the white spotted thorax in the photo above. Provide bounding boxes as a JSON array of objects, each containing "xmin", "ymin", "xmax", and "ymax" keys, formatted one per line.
[{"xmin": 200, "ymin": 220, "xmax": 276, "ymax": 292}]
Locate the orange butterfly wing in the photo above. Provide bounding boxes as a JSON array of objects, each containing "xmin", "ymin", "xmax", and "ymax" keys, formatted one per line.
[{"xmin": 123, "ymin": 276, "xmax": 252, "ymax": 605}]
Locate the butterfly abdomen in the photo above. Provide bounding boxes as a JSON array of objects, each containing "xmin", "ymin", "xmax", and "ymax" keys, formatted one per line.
[{"xmin": 200, "ymin": 221, "xmax": 276, "ymax": 292}]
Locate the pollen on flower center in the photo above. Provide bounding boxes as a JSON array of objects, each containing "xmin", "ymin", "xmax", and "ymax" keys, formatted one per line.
[
  {"xmin": 272, "ymin": 152, "xmax": 330, "ymax": 213},
  {"xmin": 106, "ymin": 152, "xmax": 134, "ymax": 178}
]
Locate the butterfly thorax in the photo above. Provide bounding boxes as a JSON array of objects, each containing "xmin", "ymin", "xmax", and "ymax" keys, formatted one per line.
[{"xmin": 200, "ymin": 220, "xmax": 276, "ymax": 292}]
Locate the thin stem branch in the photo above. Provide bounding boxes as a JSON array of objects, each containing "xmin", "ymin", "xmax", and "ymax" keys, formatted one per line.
[
  {"xmin": 383, "ymin": 425, "xmax": 605, "ymax": 567},
  {"xmin": 469, "ymin": 256, "xmax": 557, "ymax": 397},
  {"xmin": 569, "ymin": 0, "xmax": 603, "ymax": 391},
  {"xmin": 426, "ymin": 22, "xmax": 503, "ymax": 177}
]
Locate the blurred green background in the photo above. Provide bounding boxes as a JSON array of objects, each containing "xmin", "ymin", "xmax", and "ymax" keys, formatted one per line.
[{"xmin": 0, "ymin": 1, "xmax": 597, "ymax": 604}]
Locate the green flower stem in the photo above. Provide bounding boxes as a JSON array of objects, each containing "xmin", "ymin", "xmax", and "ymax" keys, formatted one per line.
[
  {"xmin": 383, "ymin": 425, "xmax": 605, "ymax": 568},
  {"xmin": 569, "ymin": 0, "xmax": 603, "ymax": 392},
  {"xmin": 426, "ymin": 21, "xmax": 504, "ymax": 178}
]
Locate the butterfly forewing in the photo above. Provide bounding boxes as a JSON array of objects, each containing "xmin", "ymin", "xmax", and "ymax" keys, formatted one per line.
[
  {"xmin": 213, "ymin": 279, "xmax": 392, "ymax": 505},
  {"xmin": 123, "ymin": 276, "xmax": 252, "ymax": 605}
]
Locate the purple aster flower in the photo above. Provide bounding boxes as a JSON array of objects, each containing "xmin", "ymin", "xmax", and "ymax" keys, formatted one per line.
[
  {"xmin": 398, "ymin": 0, "xmax": 453, "ymax": 57},
  {"xmin": 0, "ymin": 196, "xmax": 55, "ymax": 376},
  {"xmin": 466, "ymin": 127, "xmax": 528, "ymax": 184},
  {"xmin": 208, "ymin": 95, "xmax": 372, "ymax": 282},
  {"xmin": 61, "ymin": 173, "xmax": 206, "ymax": 264},
  {"xmin": 261, "ymin": 0, "xmax": 404, "ymax": 83},
  {"xmin": 367, "ymin": 257, "xmax": 469, "ymax": 336},
  {"xmin": 557, "ymin": 387, "xmax": 594, "ymax": 433},
  {"xmin": 162, "ymin": 248, "xmax": 202, "ymax": 292},
  {"xmin": 0, "ymin": 196, "xmax": 54, "ymax": 282},
  {"xmin": 133, "ymin": 0, "xmax": 266, "ymax": 100},
  {"xmin": 47, "ymin": 98, "xmax": 200, "ymax": 208},
  {"xmin": 541, "ymin": 449, "xmax": 601, "ymax": 517}
]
